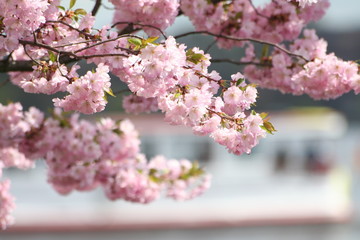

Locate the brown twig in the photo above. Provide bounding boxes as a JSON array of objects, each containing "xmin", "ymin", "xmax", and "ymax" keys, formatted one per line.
[
  {"xmin": 74, "ymin": 34, "xmax": 142, "ymax": 54},
  {"xmin": 211, "ymin": 58, "xmax": 271, "ymax": 67},
  {"xmin": 91, "ymin": 0, "xmax": 102, "ymax": 16},
  {"xmin": 46, "ymin": 20, "xmax": 94, "ymax": 39},
  {"xmin": 112, "ymin": 22, "xmax": 167, "ymax": 39},
  {"xmin": 248, "ymin": 0, "xmax": 269, "ymax": 19},
  {"xmin": 175, "ymin": 31, "xmax": 309, "ymax": 62},
  {"xmin": 79, "ymin": 53, "xmax": 129, "ymax": 59}
]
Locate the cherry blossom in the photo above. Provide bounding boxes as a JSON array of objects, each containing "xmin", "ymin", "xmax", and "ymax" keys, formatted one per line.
[{"xmin": 0, "ymin": 0, "xmax": 359, "ymax": 230}]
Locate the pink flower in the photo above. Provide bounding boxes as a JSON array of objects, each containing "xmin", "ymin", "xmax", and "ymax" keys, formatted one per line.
[
  {"xmin": 0, "ymin": 180, "xmax": 15, "ymax": 230},
  {"xmin": 53, "ymin": 63, "xmax": 111, "ymax": 114}
]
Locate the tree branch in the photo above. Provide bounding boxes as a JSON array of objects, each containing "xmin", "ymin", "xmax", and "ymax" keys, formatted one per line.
[
  {"xmin": 248, "ymin": 0, "xmax": 269, "ymax": 19},
  {"xmin": 0, "ymin": 60, "xmax": 34, "ymax": 72},
  {"xmin": 175, "ymin": 31, "xmax": 309, "ymax": 62},
  {"xmin": 91, "ymin": 0, "xmax": 102, "ymax": 16},
  {"xmin": 46, "ymin": 20, "xmax": 94, "ymax": 39},
  {"xmin": 112, "ymin": 22, "xmax": 167, "ymax": 39},
  {"xmin": 211, "ymin": 58, "xmax": 271, "ymax": 67}
]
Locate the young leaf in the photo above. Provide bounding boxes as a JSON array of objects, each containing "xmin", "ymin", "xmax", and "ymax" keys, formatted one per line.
[
  {"xmin": 57, "ymin": 6, "xmax": 66, "ymax": 11},
  {"xmin": 145, "ymin": 36, "xmax": 159, "ymax": 44},
  {"xmin": 69, "ymin": 0, "xmax": 76, "ymax": 9},
  {"xmin": 186, "ymin": 49, "xmax": 205, "ymax": 64},
  {"xmin": 259, "ymin": 112, "xmax": 269, "ymax": 119},
  {"xmin": 261, "ymin": 44, "xmax": 269, "ymax": 59},
  {"xmin": 74, "ymin": 8, "xmax": 87, "ymax": 16},
  {"xmin": 112, "ymin": 128, "xmax": 123, "ymax": 135},
  {"xmin": 261, "ymin": 121, "xmax": 276, "ymax": 134},
  {"xmin": 104, "ymin": 88, "xmax": 116, "ymax": 97},
  {"xmin": 48, "ymin": 51, "xmax": 57, "ymax": 62},
  {"xmin": 236, "ymin": 78, "xmax": 244, "ymax": 86},
  {"xmin": 128, "ymin": 38, "xmax": 142, "ymax": 47}
]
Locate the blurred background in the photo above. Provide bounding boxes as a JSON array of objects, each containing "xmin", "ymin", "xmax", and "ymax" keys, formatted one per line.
[{"xmin": 2, "ymin": 0, "xmax": 360, "ymax": 239}]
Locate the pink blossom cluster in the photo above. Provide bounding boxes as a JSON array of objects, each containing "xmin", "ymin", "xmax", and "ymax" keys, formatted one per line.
[
  {"xmin": 110, "ymin": 0, "xmax": 179, "ymax": 36},
  {"xmin": 36, "ymin": 11, "xmax": 95, "ymax": 52},
  {"xmin": 244, "ymin": 52, "xmax": 299, "ymax": 94},
  {"xmin": 17, "ymin": 0, "xmax": 95, "ymax": 53},
  {"xmin": 1, "ymin": 0, "xmax": 271, "ymax": 158},
  {"xmin": 0, "ymin": 103, "xmax": 43, "ymax": 149},
  {"xmin": 180, "ymin": 0, "xmax": 329, "ymax": 48},
  {"xmin": 180, "ymin": 0, "xmax": 227, "ymax": 35},
  {"xmin": 155, "ymin": 52, "xmax": 267, "ymax": 155},
  {"xmin": 11, "ymin": 57, "xmax": 112, "ymax": 114},
  {"xmin": 0, "ymin": 180, "xmax": 15, "ymax": 230},
  {"xmin": 0, "ymin": 0, "xmax": 67, "ymax": 58},
  {"xmin": 122, "ymin": 95, "xmax": 159, "ymax": 114},
  {"xmin": 6, "ymin": 7, "xmax": 109, "ymax": 115},
  {"xmin": 0, "ymin": 0, "xmax": 49, "ymax": 56},
  {"xmin": 148, "ymin": 156, "xmax": 211, "ymax": 201},
  {"xmin": 242, "ymin": 29, "xmax": 360, "ymax": 100},
  {"xmin": 53, "ymin": 63, "xmax": 111, "ymax": 114},
  {"xmin": 88, "ymin": 34, "xmax": 268, "ymax": 154},
  {"xmin": 119, "ymin": 36, "xmax": 187, "ymax": 98},
  {"xmin": 17, "ymin": 63, "xmax": 70, "ymax": 94},
  {"xmin": 0, "ymin": 104, "xmax": 42, "ymax": 229},
  {"xmin": 11, "ymin": 60, "xmax": 110, "ymax": 115},
  {"xmin": 0, "ymin": 148, "xmax": 34, "ymax": 173},
  {"xmin": 93, "ymin": 34, "xmax": 267, "ymax": 154},
  {"xmin": 7, "ymin": 2, "xmax": 96, "ymax": 87},
  {"xmin": 0, "ymin": 102, "xmax": 210, "ymax": 228},
  {"xmin": 291, "ymin": 54, "xmax": 359, "ymax": 99},
  {"xmin": 77, "ymin": 25, "xmax": 129, "ymax": 73},
  {"xmin": 243, "ymin": 29, "xmax": 325, "ymax": 94},
  {"xmin": 289, "ymin": 29, "xmax": 327, "ymax": 61}
]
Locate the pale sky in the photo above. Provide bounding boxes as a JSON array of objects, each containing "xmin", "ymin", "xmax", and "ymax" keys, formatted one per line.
[{"xmin": 316, "ymin": 0, "xmax": 360, "ymax": 32}]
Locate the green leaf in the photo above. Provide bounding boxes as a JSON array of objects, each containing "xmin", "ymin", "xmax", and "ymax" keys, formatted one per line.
[
  {"xmin": 261, "ymin": 121, "xmax": 276, "ymax": 134},
  {"xmin": 149, "ymin": 168, "xmax": 157, "ymax": 175},
  {"xmin": 179, "ymin": 161, "xmax": 205, "ymax": 180},
  {"xmin": 220, "ymin": 80, "xmax": 228, "ymax": 88},
  {"xmin": 59, "ymin": 119, "xmax": 71, "ymax": 128},
  {"xmin": 104, "ymin": 88, "xmax": 116, "ymax": 97},
  {"xmin": 191, "ymin": 54, "xmax": 204, "ymax": 63},
  {"xmin": 259, "ymin": 112, "xmax": 269, "ymax": 119},
  {"xmin": 234, "ymin": 12, "xmax": 243, "ymax": 20},
  {"xmin": 69, "ymin": 0, "xmax": 76, "ymax": 9},
  {"xmin": 145, "ymin": 36, "xmax": 159, "ymax": 44},
  {"xmin": 112, "ymin": 129, "xmax": 123, "ymax": 135},
  {"xmin": 57, "ymin": 5, "xmax": 66, "ymax": 11},
  {"xmin": 74, "ymin": 8, "xmax": 87, "ymax": 16},
  {"xmin": 174, "ymin": 92, "xmax": 181, "ymax": 99},
  {"xmin": 261, "ymin": 45, "xmax": 269, "ymax": 59},
  {"xmin": 186, "ymin": 49, "xmax": 205, "ymax": 64},
  {"xmin": 128, "ymin": 38, "xmax": 142, "ymax": 46},
  {"xmin": 48, "ymin": 51, "xmax": 57, "ymax": 62},
  {"xmin": 236, "ymin": 78, "xmax": 244, "ymax": 86},
  {"xmin": 149, "ymin": 175, "xmax": 161, "ymax": 183},
  {"xmin": 148, "ymin": 168, "xmax": 162, "ymax": 183}
]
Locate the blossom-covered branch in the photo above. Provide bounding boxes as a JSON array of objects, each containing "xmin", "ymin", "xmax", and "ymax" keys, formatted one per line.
[{"xmin": 0, "ymin": 0, "xmax": 359, "ymax": 230}]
